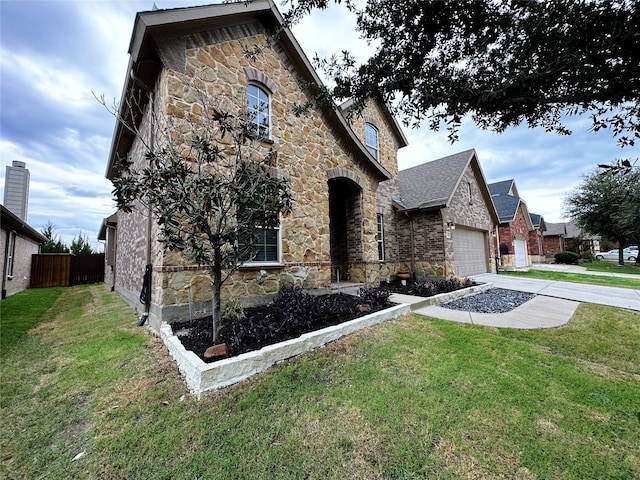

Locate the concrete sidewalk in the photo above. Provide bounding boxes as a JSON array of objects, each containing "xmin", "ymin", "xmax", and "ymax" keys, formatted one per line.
[{"xmin": 408, "ymin": 271, "xmax": 639, "ymax": 330}]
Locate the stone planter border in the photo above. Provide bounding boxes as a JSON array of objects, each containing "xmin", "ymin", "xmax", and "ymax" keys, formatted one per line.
[
  {"xmin": 159, "ymin": 283, "xmax": 488, "ymax": 398},
  {"xmin": 160, "ymin": 303, "xmax": 411, "ymax": 398}
]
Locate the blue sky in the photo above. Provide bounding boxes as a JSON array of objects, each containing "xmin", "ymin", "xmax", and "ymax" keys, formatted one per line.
[{"xmin": 1, "ymin": 0, "xmax": 635, "ymax": 250}]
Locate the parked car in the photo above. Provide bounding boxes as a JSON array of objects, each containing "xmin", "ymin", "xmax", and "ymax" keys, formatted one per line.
[{"xmin": 595, "ymin": 249, "xmax": 637, "ymax": 262}]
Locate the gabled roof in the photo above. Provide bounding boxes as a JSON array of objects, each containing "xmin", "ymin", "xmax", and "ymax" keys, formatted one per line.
[
  {"xmin": 529, "ymin": 213, "xmax": 546, "ymax": 231},
  {"xmin": 1, "ymin": 204, "xmax": 47, "ymax": 243},
  {"xmin": 488, "ymin": 179, "xmax": 533, "ymax": 230},
  {"xmin": 396, "ymin": 149, "xmax": 499, "ymax": 223},
  {"xmin": 542, "ymin": 222, "xmax": 567, "ymax": 237},
  {"xmin": 106, "ymin": 0, "xmax": 394, "ymax": 183},
  {"xmin": 489, "ymin": 179, "xmax": 519, "ymax": 197}
]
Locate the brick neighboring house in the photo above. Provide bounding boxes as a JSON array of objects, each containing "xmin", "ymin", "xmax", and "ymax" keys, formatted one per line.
[
  {"xmin": 489, "ymin": 179, "xmax": 533, "ymax": 268},
  {"xmin": 528, "ymin": 213, "xmax": 546, "ymax": 263},
  {"xmin": 101, "ymin": 1, "xmax": 408, "ymax": 329},
  {"xmin": 564, "ymin": 220, "xmax": 600, "ymax": 254},
  {"xmin": 381, "ymin": 149, "xmax": 499, "ymax": 278},
  {"xmin": 542, "ymin": 222, "xmax": 567, "ymax": 258},
  {"xmin": 1, "ymin": 204, "xmax": 46, "ymax": 298}
]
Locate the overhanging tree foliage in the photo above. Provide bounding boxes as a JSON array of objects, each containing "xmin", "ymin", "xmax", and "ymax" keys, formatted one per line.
[
  {"xmin": 107, "ymin": 79, "xmax": 293, "ymax": 343},
  {"xmin": 283, "ymin": 0, "xmax": 639, "ymax": 146},
  {"xmin": 565, "ymin": 165, "xmax": 640, "ymax": 265}
]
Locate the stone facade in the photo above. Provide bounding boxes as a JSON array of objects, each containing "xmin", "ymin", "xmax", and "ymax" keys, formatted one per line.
[{"xmin": 105, "ymin": 8, "xmax": 405, "ymax": 329}]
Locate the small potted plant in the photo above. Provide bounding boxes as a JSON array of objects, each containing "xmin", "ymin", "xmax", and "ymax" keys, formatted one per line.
[{"xmin": 396, "ymin": 269, "xmax": 411, "ymax": 285}]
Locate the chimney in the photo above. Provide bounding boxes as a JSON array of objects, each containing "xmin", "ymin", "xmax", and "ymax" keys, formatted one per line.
[{"xmin": 3, "ymin": 161, "xmax": 30, "ymax": 221}]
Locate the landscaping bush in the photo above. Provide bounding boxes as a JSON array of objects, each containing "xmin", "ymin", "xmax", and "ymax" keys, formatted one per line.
[
  {"xmin": 581, "ymin": 251, "xmax": 594, "ymax": 263},
  {"xmin": 215, "ymin": 286, "xmax": 392, "ymax": 356},
  {"xmin": 554, "ymin": 251, "xmax": 581, "ymax": 264}
]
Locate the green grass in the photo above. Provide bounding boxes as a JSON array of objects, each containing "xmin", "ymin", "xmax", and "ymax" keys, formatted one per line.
[
  {"xmin": 0, "ymin": 287, "xmax": 65, "ymax": 355},
  {"xmin": 2, "ymin": 283, "xmax": 639, "ymax": 479},
  {"xmin": 501, "ymin": 268, "xmax": 640, "ymax": 289},
  {"xmin": 584, "ymin": 260, "xmax": 640, "ymax": 275}
]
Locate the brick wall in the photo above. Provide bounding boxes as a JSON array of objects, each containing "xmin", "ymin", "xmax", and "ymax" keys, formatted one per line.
[
  {"xmin": 497, "ymin": 204, "xmax": 530, "ymax": 267},
  {"xmin": 1, "ymin": 229, "xmax": 41, "ymax": 297}
]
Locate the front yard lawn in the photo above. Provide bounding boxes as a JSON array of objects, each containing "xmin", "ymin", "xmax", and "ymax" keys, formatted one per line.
[
  {"xmin": 1, "ymin": 284, "xmax": 639, "ymax": 479},
  {"xmin": 501, "ymin": 269, "xmax": 640, "ymax": 289}
]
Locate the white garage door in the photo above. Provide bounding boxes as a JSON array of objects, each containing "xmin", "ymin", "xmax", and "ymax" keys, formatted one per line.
[
  {"xmin": 513, "ymin": 239, "xmax": 528, "ymax": 267},
  {"xmin": 453, "ymin": 228, "xmax": 488, "ymax": 277}
]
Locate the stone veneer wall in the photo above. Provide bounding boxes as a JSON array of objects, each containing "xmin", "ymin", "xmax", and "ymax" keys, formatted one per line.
[{"xmin": 110, "ymin": 23, "xmax": 397, "ymax": 327}]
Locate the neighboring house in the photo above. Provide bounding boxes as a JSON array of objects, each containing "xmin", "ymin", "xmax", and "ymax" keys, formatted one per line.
[
  {"xmin": 488, "ymin": 179, "xmax": 533, "ymax": 268},
  {"xmin": 102, "ymin": 1, "xmax": 407, "ymax": 328},
  {"xmin": 542, "ymin": 222, "xmax": 567, "ymax": 257},
  {"xmin": 564, "ymin": 220, "xmax": 600, "ymax": 254},
  {"xmin": 1, "ymin": 204, "xmax": 46, "ymax": 298},
  {"xmin": 381, "ymin": 149, "xmax": 499, "ymax": 278},
  {"xmin": 528, "ymin": 213, "xmax": 546, "ymax": 263}
]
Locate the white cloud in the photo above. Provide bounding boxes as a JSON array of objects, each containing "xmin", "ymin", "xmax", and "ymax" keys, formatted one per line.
[{"xmin": 0, "ymin": 48, "xmax": 96, "ymax": 109}]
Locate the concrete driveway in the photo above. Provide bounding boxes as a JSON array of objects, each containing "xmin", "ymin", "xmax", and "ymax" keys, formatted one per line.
[
  {"xmin": 411, "ymin": 267, "xmax": 639, "ymax": 329},
  {"xmin": 469, "ymin": 273, "xmax": 640, "ymax": 311}
]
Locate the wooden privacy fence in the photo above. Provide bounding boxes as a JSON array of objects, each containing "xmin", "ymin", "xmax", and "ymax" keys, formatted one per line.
[{"xmin": 30, "ymin": 254, "xmax": 105, "ymax": 288}]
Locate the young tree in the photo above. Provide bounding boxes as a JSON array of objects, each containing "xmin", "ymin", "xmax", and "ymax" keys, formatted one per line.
[
  {"xmin": 70, "ymin": 233, "xmax": 94, "ymax": 255},
  {"xmin": 283, "ymin": 0, "xmax": 639, "ymax": 148},
  {"xmin": 108, "ymin": 78, "xmax": 293, "ymax": 343},
  {"xmin": 565, "ymin": 165, "xmax": 640, "ymax": 265},
  {"xmin": 40, "ymin": 221, "xmax": 69, "ymax": 253}
]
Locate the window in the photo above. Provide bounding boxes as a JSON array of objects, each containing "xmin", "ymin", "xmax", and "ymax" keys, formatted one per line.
[
  {"xmin": 377, "ymin": 213, "xmax": 385, "ymax": 261},
  {"xmin": 6, "ymin": 231, "xmax": 16, "ymax": 279},
  {"xmin": 239, "ymin": 225, "xmax": 281, "ymax": 264},
  {"xmin": 467, "ymin": 182, "xmax": 473, "ymax": 204},
  {"xmin": 365, "ymin": 123, "xmax": 379, "ymax": 160},
  {"xmin": 247, "ymin": 83, "xmax": 270, "ymax": 138}
]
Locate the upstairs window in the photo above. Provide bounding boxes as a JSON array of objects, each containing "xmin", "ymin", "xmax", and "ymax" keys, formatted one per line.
[
  {"xmin": 247, "ymin": 83, "xmax": 270, "ymax": 138},
  {"xmin": 365, "ymin": 123, "xmax": 379, "ymax": 161}
]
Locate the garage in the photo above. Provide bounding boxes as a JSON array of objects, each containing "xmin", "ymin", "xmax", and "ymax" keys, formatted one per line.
[
  {"xmin": 513, "ymin": 238, "xmax": 528, "ymax": 267},
  {"xmin": 453, "ymin": 227, "xmax": 489, "ymax": 277}
]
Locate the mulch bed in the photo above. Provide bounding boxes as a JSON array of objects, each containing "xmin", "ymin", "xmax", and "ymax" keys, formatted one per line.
[
  {"xmin": 173, "ymin": 278, "xmax": 477, "ymax": 363},
  {"xmin": 173, "ymin": 293, "xmax": 391, "ymax": 362}
]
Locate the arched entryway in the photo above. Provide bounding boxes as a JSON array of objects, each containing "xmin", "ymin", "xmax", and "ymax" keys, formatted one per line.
[{"xmin": 328, "ymin": 177, "xmax": 363, "ymax": 283}]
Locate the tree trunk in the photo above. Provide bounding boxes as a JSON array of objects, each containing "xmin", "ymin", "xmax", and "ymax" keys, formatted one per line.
[{"xmin": 210, "ymin": 242, "xmax": 224, "ymax": 343}]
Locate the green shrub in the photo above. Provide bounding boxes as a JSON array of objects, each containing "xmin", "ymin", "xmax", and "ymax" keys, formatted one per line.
[
  {"xmin": 581, "ymin": 251, "xmax": 594, "ymax": 263},
  {"xmin": 555, "ymin": 251, "xmax": 581, "ymax": 264}
]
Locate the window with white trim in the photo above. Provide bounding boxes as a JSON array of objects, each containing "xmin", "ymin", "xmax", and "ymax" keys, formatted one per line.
[
  {"xmin": 377, "ymin": 213, "xmax": 385, "ymax": 261},
  {"xmin": 365, "ymin": 123, "xmax": 379, "ymax": 161},
  {"xmin": 239, "ymin": 223, "xmax": 281, "ymax": 264},
  {"xmin": 6, "ymin": 231, "xmax": 16, "ymax": 279},
  {"xmin": 247, "ymin": 83, "xmax": 270, "ymax": 138}
]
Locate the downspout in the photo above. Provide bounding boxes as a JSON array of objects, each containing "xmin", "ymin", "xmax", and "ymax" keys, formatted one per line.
[
  {"xmin": 131, "ymin": 69, "xmax": 154, "ymax": 324},
  {"xmin": 1, "ymin": 231, "xmax": 10, "ymax": 299},
  {"xmin": 494, "ymin": 224, "xmax": 500, "ymax": 273}
]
